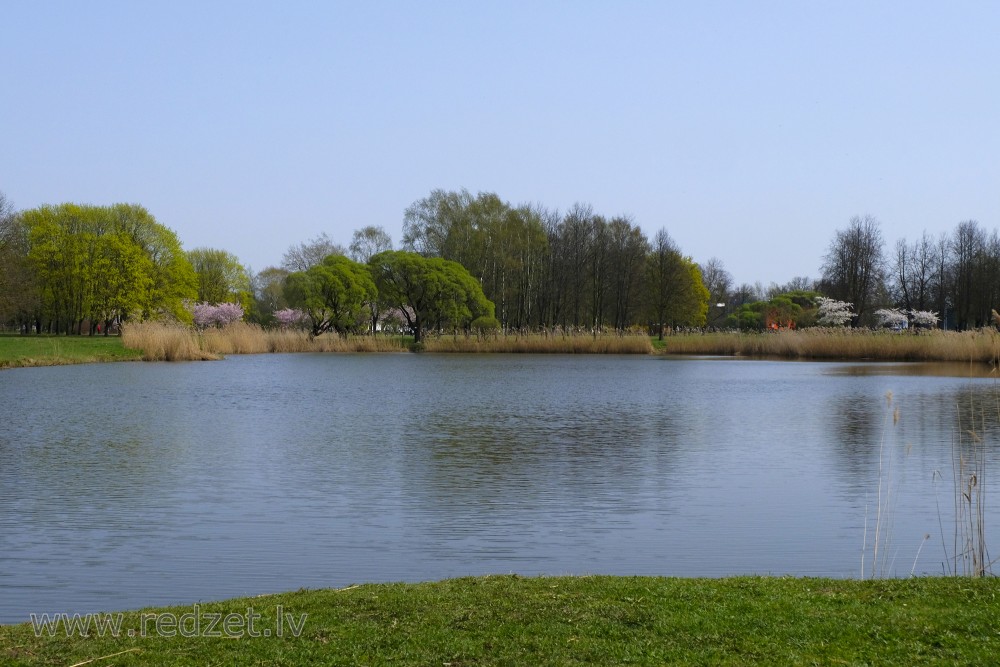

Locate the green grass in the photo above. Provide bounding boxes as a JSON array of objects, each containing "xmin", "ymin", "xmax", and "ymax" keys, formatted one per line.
[
  {"xmin": 0, "ymin": 334, "xmax": 143, "ymax": 369},
  {"xmin": 3, "ymin": 575, "xmax": 1000, "ymax": 665}
]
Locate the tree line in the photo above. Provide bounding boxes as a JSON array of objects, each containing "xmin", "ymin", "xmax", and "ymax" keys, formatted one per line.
[
  {"xmin": 686, "ymin": 214, "xmax": 1000, "ymax": 332},
  {"xmin": 4, "ymin": 187, "xmax": 997, "ymax": 336},
  {"xmin": 0, "ymin": 201, "xmax": 196, "ymax": 334},
  {"xmin": 800, "ymin": 215, "xmax": 999, "ymax": 330}
]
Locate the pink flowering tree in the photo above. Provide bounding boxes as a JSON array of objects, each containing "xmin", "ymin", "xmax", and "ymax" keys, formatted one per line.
[
  {"xmin": 274, "ymin": 308, "xmax": 307, "ymax": 329},
  {"xmin": 191, "ymin": 302, "xmax": 244, "ymax": 328}
]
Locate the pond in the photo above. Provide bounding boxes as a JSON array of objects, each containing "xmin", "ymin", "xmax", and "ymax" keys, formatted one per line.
[{"xmin": 1, "ymin": 354, "xmax": 998, "ymax": 622}]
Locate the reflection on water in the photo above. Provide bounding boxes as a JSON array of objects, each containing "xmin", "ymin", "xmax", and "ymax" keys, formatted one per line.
[
  {"xmin": 824, "ymin": 361, "xmax": 998, "ymax": 378},
  {"xmin": 1, "ymin": 355, "xmax": 999, "ymax": 622}
]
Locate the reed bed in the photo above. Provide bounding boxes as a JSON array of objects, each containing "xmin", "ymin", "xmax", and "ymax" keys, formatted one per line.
[
  {"xmin": 121, "ymin": 322, "xmax": 654, "ymax": 360},
  {"xmin": 123, "ymin": 321, "xmax": 407, "ymax": 359},
  {"xmin": 661, "ymin": 328, "xmax": 1000, "ymax": 364},
  {"xmin": 121, "ymin": 321, "xmax": 219, "ymax": 361},
  {"xmin": 122, "ymin": 322, "xmax": 1000, "ymax": 362}
]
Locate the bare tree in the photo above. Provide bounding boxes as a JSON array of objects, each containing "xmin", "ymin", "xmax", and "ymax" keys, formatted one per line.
[
  {"xmin": 281, "ymin": 232, "xmax": 345, "ymax": 272},
  {"xmin": 401, "ymin": 189, "xmax": 473, "ymax": 257},
  {"xmin": 606, "ymin": 216, "xmax": 649, "ymax": 330},
  {"xmin": 560, "ymin": 203, "xmax": 596, "ymax": 327},
  {"xmin": 0, "ymin": 191, "xmax": 15, "ymax": 249},
  {"xmin": 820, "ymin": 215, "xmax": 886, "ymax": 325},
  {"xmin": 349, "ymin": 226, "xmax": 392, "ymax": 263},
  {"xmin": 699, "ymin": 257, "xmax": 732, "ymax": 326},
  {"xmin": 730, "ymin": 282, "xmax": 761, "ymax": 308},
  {"xmin": 950, "ymin": 220, "xmax": 986, "ymax": 329},
  {"xmin": 778, "ymin": 276, "xmax": 816, "ymax": 293},
  {"xmin": 892, "ymin": 232, "xmax": 939, "ymax": 316}
]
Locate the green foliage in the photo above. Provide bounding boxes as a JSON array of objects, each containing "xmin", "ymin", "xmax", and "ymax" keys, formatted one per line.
[
  {"xmin": 108, "ymin": 203, "xmax": 197, "ymax": 322},
  {"xmin": 187, "ymin": 247, "xmax": 251, "ymax": 307},
  {"xmin": 284, "ymin": 255, "xmax": 377, "ymax": 337},
  {"xmin": 368, "ymin": 250, "xmax": 496, "ymax": 343},
  {"xmin": 250, "ymin": 266, "xmax": 290, "ymax": 325},
  {"xmin": 471, "ymin": 315, "xmax": 501, "ymax": 334},
  {"xmin": 727, "ymin": 290, "xmax": 820, "ymax": 330},
  {"xmin": 403, "ymin": 190, "xmax": 549, "ymax": 329},
  {"xmin": 16, "ymin": 203, "xmax": 197, "ymax": 333},
  {"xmin": 646, "ymin": 231, "xmax": 710, "ymax": 332}
]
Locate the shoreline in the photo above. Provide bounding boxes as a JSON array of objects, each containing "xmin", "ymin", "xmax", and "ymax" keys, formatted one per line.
[
  {"xmin": 5, "ymin": 327, "xmax": 1000, "ymax": 370},
  {"xmin": 3, "ymin": 575, "xmax": 999, "ymax": 665}
]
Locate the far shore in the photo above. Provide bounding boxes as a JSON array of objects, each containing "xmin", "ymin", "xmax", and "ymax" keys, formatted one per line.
[{"xmin": 3, "ymin": 325, "xmax": 1000, "ymax": 369}]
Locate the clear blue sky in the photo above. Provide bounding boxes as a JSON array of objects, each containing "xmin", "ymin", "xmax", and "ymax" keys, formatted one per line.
[{"xmin": 3, "ymin": 1, "xmax": 998, "ymax": 286}]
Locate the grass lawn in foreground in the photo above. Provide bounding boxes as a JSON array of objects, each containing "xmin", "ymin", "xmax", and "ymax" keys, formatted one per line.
[
  {"xmin": 2, "ymin": 575, "xmax": 999, "ymax": 666},
  {"xmin": 0, "ymin": 334, "xmax": 143, "ymax": 369}
]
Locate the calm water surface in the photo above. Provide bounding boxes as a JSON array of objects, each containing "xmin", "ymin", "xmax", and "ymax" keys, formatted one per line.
[{"xmin": 1, "ymin": 354, "xmax": 999, "ymax": 622}]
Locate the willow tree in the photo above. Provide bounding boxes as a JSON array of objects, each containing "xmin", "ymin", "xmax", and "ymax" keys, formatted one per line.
[
  {"xmin": 368, "ymin": 250, "xmax": 495, "ymax": 343},
  {"xmin": 284, "ymin": 254, "xmax": 377, "ymax": 337}
]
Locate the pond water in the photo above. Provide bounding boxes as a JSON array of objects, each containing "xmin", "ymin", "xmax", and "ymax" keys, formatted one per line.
[{"xmin": 1, "ymin": 354, "xmax": 999, "ymax": 622}]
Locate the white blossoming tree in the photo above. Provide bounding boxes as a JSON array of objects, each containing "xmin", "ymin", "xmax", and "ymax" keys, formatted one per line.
[
  {"xmin": 874, "ymin": 308, "xmax": 908, "ymax": 329},
  {"xmin": 816, "ymin": 297, "xmax": 853, "ymax": 326},
  {"xmin": 908, "ymin": 309, "xmax": 939, "ymax": 329}
]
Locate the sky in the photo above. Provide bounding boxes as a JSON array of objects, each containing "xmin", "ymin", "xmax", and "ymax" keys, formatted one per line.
[{"xmin": 2, "ymin": 1, "xmax": 998, "ymax": 287}]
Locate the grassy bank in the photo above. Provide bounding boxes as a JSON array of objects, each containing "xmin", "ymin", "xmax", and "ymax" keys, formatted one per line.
[
  {"xmin": 2, "ymin": 575, "xmax": 999, "ymax": 665},
  {"xmin": 0, "ymin": 334, "xmax": 143, "ymax": 369},
  {"xmin": 660, "ymin": 328, "xmax": 1000, "ymax": 364}
]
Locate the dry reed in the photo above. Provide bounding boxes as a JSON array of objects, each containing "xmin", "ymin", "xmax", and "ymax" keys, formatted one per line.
[
  {"xmin": 121, "ymin": 322, "xmax": 655, "ymax": 360},
  {"xmin": 122, "ymin": 321, "xmax": 410, "ymax": 360},
  {"xmin": 949, "ymin": 398, "xmax": 993, "ymax": 576},
  {"xmin": 662, "ymin": 329, "xmax": 1000, "ymax": 364},
  {"xmin": 121, "ymin": 321, "xmax": 218, "ymax": 361}
]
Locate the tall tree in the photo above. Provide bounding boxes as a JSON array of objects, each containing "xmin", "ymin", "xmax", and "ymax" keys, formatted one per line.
[
  {"xmin": 0, "ymin": 193, "xmax": 40, "ymax": 329},
  {"xmin": 252, "ymin": 266, "xmax": 291, "ymax": 323},
  {"xmin": 645, "ymin": 229, "xmax": 709, "ymax": 337},
  {"xmin": 348, "ymin": 226, "xmax": 393, "ymax": 263},
  {"xmin": 401, "ymin": 189, "xmax": 474, "ymax": 258},
  {"xmin": 699, "ymin": 257, "xmax": 733, "ymax": 327},
  {"xmin": 892, "ymin": 232, "xmax": 939, "ymax": 317},
  {"xmin": 281, "ymin": 232, "xmax": 345, "ymax": 272},
  {"xmin": 187, "ymin": 247, "xmax": 251, "ymax": 307},
  {"xmin": 400, "ymin": 190, "xmax": 550, "ymax": 330},
  {"xmin": 820, "ymin": 215, "xmax": 885, "ymax": 325},
  {"xmin": 108, "ymin": 203, "xmax": 197, "ymax": 322},
  {"xmin": 606, "ymin": 216, "xmax": 649, "ymax": 330},
  {"xmin": 560, "ymin": 203, "xmax": 596, "ymax": 327}
]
